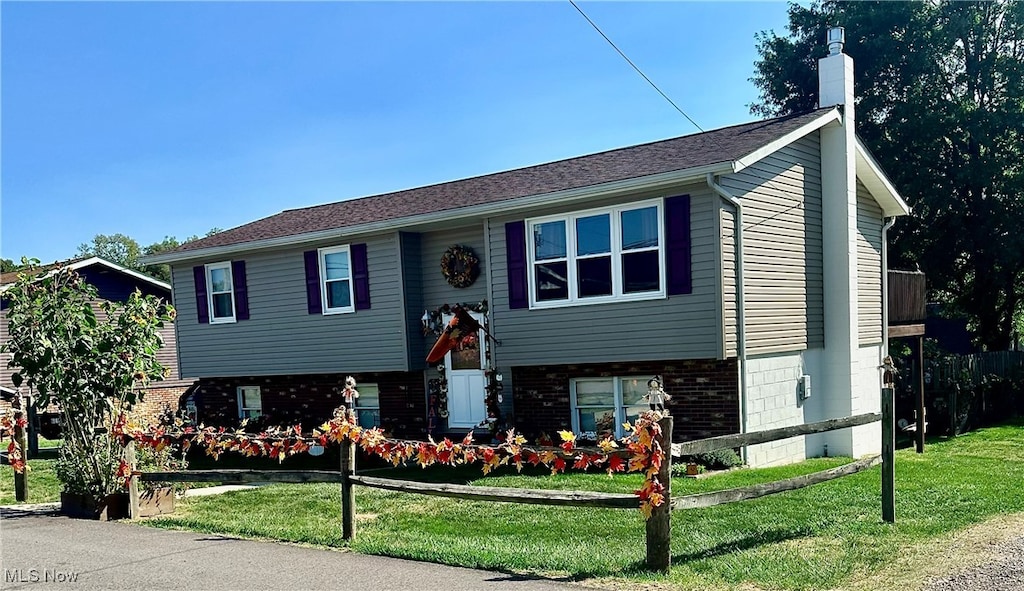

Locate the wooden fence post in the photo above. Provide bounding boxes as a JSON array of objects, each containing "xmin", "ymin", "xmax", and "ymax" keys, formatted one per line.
[
  {"xmin": 126, "ymin": 439, "xmax": 140, "ymax": 519},
  {"xmin": 25, "ymin": 394, "xmax": 39, "ymax": 457},
  {"xmin": 12, "ymin": 393, "xmax": 29, "ymax": 502},
  {"xmin": 881, "ymin": 387, "xmax": 895, "ymax": 523},
  {"xmin": 916, "ymin": 335, "xmax": 926, "ymax": 453},
  {"xmin": 340, "ymin": 438, "xmax": 356, "ymax": 541},
  {"xmin": 646, "ymin": 415, "xmax": 673, "ymax": 572}
]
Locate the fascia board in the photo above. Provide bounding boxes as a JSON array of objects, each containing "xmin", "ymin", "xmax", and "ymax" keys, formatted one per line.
[
  {"xmin": 1, "ymin": 257, "xmax": 170, "ymax": 294},
  {"xmin": 142, "ymin": 161, "xmax": 734, "ymax": 265},
  {"xmin": 731, "ymin": 109, "xmax": 842, "ymax": 174},
  {"xmin": 69, "ymin": 257, "xmax": 172, "ymax": 291},
  {"xmin": 855, "ymin": 143, "xmax": 911, "ymax": 217}
]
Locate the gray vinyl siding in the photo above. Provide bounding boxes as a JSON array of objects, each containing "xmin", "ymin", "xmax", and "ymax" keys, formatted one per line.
[
  {"xmin": 719, "ymin": 133, "xmax": 824, "ymax": 355},
  {"xmin": 173, "ymin": 233, "xmax": 408, "ymax": 377},
  {"xmin": 488, "ymin": 183, "xmax": 721, "ymax": 366},
  {"xmin": 721, "ymin": 207, "xmax": 738, "ymax": 358},
  {"xmin": 856, "ymin": 181, "xmax": 884, "ymax": 345},
  {"xmin": 419, "ymin": 225, "xmax": 488, "ymax": 309}
]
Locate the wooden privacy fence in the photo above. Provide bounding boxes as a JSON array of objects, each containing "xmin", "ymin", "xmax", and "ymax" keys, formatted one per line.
[{"xmin": 128, "ymin": 389, "xmax": 897, "ymax": 573}]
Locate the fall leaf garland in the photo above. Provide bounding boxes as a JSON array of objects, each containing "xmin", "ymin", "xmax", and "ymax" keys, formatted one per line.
[{"xmin": 112, "ymin": 407, "xmax": 670, "ymax": 518}]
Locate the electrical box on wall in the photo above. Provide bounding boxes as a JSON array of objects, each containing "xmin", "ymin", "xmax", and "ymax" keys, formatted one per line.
[{"xmin": 799, "ymin": 375, "xmax": 812, "ymax": 400}]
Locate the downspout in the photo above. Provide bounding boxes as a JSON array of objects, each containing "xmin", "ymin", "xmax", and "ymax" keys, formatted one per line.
[
  {"xmin": 880, "ymin": 217, "xmax": 897, "ymax": 358},
  {"xmin": 707, "ymin": 173, "xmax": 748, "ymax": 461}
]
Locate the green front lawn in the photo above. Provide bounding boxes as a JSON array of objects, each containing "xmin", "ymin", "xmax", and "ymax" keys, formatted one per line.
[
  {"xmin": 142, "ymin": 419, "xmax": 1024, "ymax": 590},
  {"xmin": 0, "ymin": 458, "xmax": 62, "ymax": 504}
]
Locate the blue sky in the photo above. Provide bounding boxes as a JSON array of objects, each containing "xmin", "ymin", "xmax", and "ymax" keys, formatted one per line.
[{"xmin": 2, "ymin": 2, "xmax": 794, "ymax": 264}]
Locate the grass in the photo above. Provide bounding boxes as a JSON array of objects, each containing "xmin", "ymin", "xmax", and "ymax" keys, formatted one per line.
[
  {"xmin": 0, "ymin": 436, "xmax": 64, "ymax": 504},
  {"xmin": 141, "ymin": 419, "xmax": 1024, "ymax": 590},
  {"xmin": 0, "ymin": 457, "xmax": 62, "ymax": 504}
]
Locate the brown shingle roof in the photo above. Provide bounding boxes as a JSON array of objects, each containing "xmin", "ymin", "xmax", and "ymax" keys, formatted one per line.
[{"xmin": 174, "ymin": 109, "xmax": 833, "ymax": 254}]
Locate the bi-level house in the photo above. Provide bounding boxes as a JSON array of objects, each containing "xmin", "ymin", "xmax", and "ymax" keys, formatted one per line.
[{"xmin": 146, "ymin": 30, "xmax": 908, "ymax": 466}]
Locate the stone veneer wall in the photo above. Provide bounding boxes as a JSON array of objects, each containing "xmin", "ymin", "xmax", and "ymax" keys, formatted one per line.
[
  {"xmin": 510, "ymin": 359, "xmax": 740, "ymax": 443},
  {"xmin": 193, "ymin": 372, "xmax": 426, "ymax": 438}
]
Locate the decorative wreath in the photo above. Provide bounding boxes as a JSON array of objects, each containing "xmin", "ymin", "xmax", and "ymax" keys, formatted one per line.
[{"xmin": 440, "ymin": 245, "xmax": 480, "ymax": 289}]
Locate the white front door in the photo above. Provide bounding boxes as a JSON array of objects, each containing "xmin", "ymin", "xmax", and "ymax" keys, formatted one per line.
[{"xmin": 444, "ymin": 312, "xmax": 488, "ymax": 428}]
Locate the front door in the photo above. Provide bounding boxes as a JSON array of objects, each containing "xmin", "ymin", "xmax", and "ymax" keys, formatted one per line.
[{"xmin": 444, "ymin": 311, "xmax": 488, "ymax": 428}]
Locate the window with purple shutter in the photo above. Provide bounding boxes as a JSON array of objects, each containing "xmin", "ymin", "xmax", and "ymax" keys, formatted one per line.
[
  {"xmin": 303, "ymin": 250, "xmax": 322, "ymax": 314},
  {"xmin": 193, "ymin": 266, "xmax": 209, "ymax": 324},
  {"xmin": 665, "ymin": 194, "xmax": 692, "ymax": 295},
  {"xmin": 505, "ymin": 221, "xmax": 528, "ymax": 309},
  {"xmin": 231, "ymin": 260, "xmax": 249, "ymax": 320}
]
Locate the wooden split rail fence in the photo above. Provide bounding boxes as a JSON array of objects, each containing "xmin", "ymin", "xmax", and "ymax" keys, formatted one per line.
[{"xmin": 129, "ymin": 388, "xmax": 898, "ymax": 572}]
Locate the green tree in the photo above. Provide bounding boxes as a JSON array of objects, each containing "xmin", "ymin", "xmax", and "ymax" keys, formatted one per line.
[
  {"xmin": 76, "ymin": 228, "xmax": 224, "ymax": 284},
  {"xmin": 1, "ymin": 258, "xmax": 20, "ymax": 273},
  {"xmin": 2, "ymin": 260, "xmax": 174, "ymax": 500},
  {"xmin": 752, "ymin": 0, "xmax": 1024, "ymax": 350}
]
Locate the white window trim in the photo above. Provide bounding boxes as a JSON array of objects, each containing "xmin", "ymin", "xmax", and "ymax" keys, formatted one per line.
[
  {"xmin": 236, "ymin": 386, "xmax": 262, "ymax": 419},
  {"xmin": 526, "ymin": 198, "xmax": 666, "ymax": 310},
  {"xmin": 318, "ymin": 245, "xmax": 356, "ymax": 315},
  {"xmin": 205, "ymin": 261, "xmax": 236, "ymax": 324},
  {"xmin": 570, "ymin": 377, "xmax": 647, "ymax": 439},
  {"xmin": 354, "ymin": 382, "xmax": 381, "ymax": 428}
]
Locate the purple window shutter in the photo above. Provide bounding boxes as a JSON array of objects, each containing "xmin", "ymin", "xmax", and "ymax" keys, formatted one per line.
[
  {"xmin": 665, "ymin": 194, "xmax": 692, "ymax": 295},
  {"xmin": 193, "ymin": 266, "xmax": 209, "ymax": 324},
  {"xmin": 303, "ymin": 250, "xmax": 323, "ymax": 314},
  {"xmin": 505, "ymin": 221, "xmax": 528, "ymax": 309},
  {"xmin": 231, "ymin": 260, "xmax": 249, "ymax": 320},
  {"xmin": 351, "ymin": 243, "xmax": 370, "ymax": 310}
]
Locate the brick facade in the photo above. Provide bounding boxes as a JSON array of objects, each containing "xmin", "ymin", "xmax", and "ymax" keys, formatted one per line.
[
  {"xmin": 511, "ymin": 359, "xmax": 740, "ymax": 443},
  {"xmin": 131, "ymin": 380, "xmax": 198, "ymax": 426},
  {"xmin": 192, "ymin": 372, "xmax": 427, "ymax": 438}
]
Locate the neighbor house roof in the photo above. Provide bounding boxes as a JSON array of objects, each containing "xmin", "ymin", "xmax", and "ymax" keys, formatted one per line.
[
  {"xmin": 146, "ymin": 107, "xmax": 907, "ymax": 264},
  {"xmin": 0, "ymin": 257, "xmax": 170, "ymax": 293}
]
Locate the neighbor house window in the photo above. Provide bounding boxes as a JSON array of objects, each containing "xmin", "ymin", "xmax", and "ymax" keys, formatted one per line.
[
  {"xmin": 237, "ymin": 386, "xmax": 262, "ymax": 419},
  {"xmin": 527, "ymin": 200, "xmax": 664, "ymax": 308},
  {"xmin": 570, "ymin": 377, "xmax": 649, "ymax": 439},
  {"xmin": 319, "ymin": 246, "xmax": 355, "ymax": 314},
  {"xmin": 354, "ymin": 383, "xmax": 380, "ymax": 429},
  {"xmin": 206, "ymin": 262, "xmax": 235, "ymax": 323}
]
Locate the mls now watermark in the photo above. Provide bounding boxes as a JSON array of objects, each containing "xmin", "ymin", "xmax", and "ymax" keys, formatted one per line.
[{"xmin": 5, "ymin": 568, "xmax": 80, "ymax": 584}]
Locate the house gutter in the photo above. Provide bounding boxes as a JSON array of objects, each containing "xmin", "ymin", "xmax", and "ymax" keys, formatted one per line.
[
  {"xmin": 706, "ymin": 173, "xmax": 749, "ymax": 461},
  {"xmin": 142, "ymin": 162, "xmax": 735, "ymax": 265},
  {"xmin": 880, "ymin": 216, "xmax": 897, "ymax": 358}
]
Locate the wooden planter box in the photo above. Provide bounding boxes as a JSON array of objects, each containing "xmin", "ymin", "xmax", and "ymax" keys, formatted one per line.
[
  {"xmin": 60, "ymin": 492, "xmax": 129, "ymax": 521},
  {"xmin": 137, "ymin": 487, "xmax": 175, "ymax": 517}
]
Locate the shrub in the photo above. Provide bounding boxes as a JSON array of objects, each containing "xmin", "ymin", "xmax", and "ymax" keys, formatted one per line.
[{"xmin": 672, "ymin": 449, "xmax": 743, "ymax": 476}]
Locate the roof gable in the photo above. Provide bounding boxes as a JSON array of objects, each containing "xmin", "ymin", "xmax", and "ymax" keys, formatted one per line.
[{"xmin": 0, "ymin": 257, "xmax": 170, "ymax": 296}]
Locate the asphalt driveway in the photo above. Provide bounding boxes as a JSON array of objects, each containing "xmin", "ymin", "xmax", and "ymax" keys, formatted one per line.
[{"xmin": 0, "ymin": 507, "xmax": 589, "ymax": 591}]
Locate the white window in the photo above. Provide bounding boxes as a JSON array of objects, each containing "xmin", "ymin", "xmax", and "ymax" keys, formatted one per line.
[
  {"xmin": 206, "ymin": 262, "xmax": 235, "ymax": 323},
  {"xmin": 354, "ymin": 383, "xmax": 380, "ymax": 429},
  {"xmin": 527, "ymin": 200, "xmax": 664, "ymax": 308},
  {"xmin": 319, "ymin": 246, "xmax": 355, "ymax": 314},
  {"xmin": 570, "ymin": 377, "xmax": 649, "ymax": 439},
  {"xmin": 237, "ymin": 386, "xmax": 262, "ymax": 419}
]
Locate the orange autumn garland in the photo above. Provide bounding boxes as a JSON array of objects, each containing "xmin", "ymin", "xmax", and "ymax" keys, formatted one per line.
[
  {"xmin": 0, "ymin": 411, "xmax": 29, "ymax": 474},
  {"xmin": 114, "ymin": 408, "xmax": 670, "ymax": 518}
]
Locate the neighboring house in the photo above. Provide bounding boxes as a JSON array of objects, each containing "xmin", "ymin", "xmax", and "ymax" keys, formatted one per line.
[
  {"xmin": 145, "ymin": 31, "xmax": 909, "ymax": 466},
  {"xmin": 0, "ymin": 257, "xmax": 195, "ymax": 425}
]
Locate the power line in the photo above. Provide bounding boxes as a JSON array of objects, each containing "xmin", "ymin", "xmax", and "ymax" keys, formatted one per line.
[{"xmin": 569, "ymin": 0, "xmax": 705, "ymax": 133}]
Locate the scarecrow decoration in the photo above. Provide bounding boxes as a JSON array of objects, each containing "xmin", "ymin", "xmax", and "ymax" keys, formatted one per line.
[
  {"xmin": 879, "ymin": 356, "xmax": 900, "ymax": 389},
  {"xmin": 644, "ymin": 375, "xmax": 671, "ymax": 412},
  {"xmin": 341, "ymin": 376, "xmax": 359, "ymax": 406}
]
